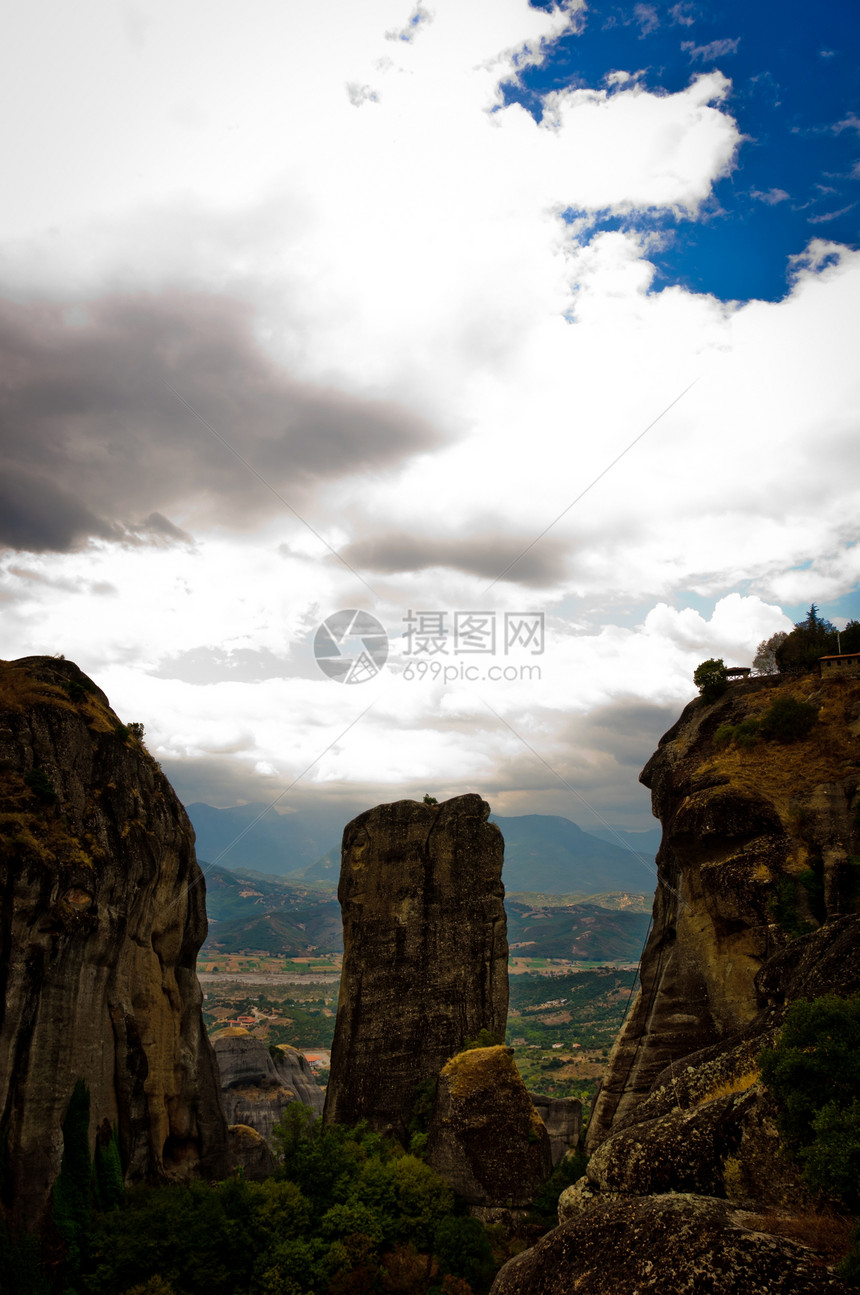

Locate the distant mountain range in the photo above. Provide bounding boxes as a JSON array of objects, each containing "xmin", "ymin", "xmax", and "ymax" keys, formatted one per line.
[
  {"xmin": 188, "ymin": 801, "xmax": 351, "ymax": 876},
  {"xmin": 490, "ymin": 814, "xmax": 658, "ymax": 896},
  {"xmin": 188, "ymin": 803, "xmax": 660, "ymax": 897},
  {"xmin": 196, "ymin": 806, "xmax": 659, "ymax": 961},
  {"xmin": 201, "ymin": 864, "xmax": 342, "ymax": 955},
  {"xmin": 506, "ymin": 898, "xmax": 650, "ymax": 963},
  {"xmin": 200, "ymin": 861, "xmax": 652, "ymax": 961}
]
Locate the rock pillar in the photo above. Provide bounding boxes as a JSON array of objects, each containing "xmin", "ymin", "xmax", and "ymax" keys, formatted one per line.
[{"xmin": 324, "ymin": 794, "xmax": 508, "ymax": 1140}]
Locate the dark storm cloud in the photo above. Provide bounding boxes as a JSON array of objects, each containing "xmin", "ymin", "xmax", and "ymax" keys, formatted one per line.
[
  {"xmin": 0, "ymin": 292, "xmax": 439, "ymax": 553},
  {"xmin": 0, "ymin": 465, "xmax": 120, "ymax": 552},
  {"xmin": 579, "ymin": 700, "xmax": 680, "ymax": 769},
  {"xmin": 339, "ymin": 531, "xmax": 572, "ymax": 587}
]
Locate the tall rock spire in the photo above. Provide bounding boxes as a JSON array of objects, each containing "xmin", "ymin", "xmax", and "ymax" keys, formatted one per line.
[{"xmin": 324, "ymin": 793, "xmax": 508, "ymax": 1140}]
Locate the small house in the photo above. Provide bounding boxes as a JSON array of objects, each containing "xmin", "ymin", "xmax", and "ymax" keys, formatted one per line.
[{"xmin": 819, "ymin": 653, "xmax": 860, "ymax": 680}]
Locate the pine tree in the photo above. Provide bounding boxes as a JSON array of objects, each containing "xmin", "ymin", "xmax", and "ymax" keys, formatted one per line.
[{"xmin": 51, "ymin": 1080, "xmax": 93, "ymax": 1275}]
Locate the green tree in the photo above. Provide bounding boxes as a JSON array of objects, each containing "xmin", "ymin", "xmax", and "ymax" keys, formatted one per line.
[
  {"xmin": 759, "ymin": 993, "xmax": 860, "ymax": 1278},
  {"xmin": 775, "ymin": 604, "xmax": 838, "ymax": 673},
  {"xmin": 759, "ymin": 994, "xmax": 860, "ymax": 1200},
  {"xmin": 93, "ymin": 1122, "xmax": 124, "ymax": 1212},
  {"xmin": 433, "ymin": 1216, "xmax": 495, "ymax": 1294},
  {"xmin": 52, "ymin": 1079, "xmax": 94, "ymax": 1276},
  {"xmin": 391, "ymin": 1155, "xmax": 455, "ymax": 1251},
  {"xmin": 693, "ymin": 658, "xmax": 728, "ymax": 704},
  {"xmin": 842, "ymin": 620, "xmax": 860, "ymax": 653}
]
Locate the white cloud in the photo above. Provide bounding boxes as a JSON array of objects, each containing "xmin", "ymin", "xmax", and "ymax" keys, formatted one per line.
[
  {"xmin": 633, "ymin": 5, "xmax": 659, "ymax": 37},
  {"xmin": 682, "ymin": 37, "xmax": 740, "ymax": 62},
  {"xmin": 751, "ymin": 187, "xmax": 790, "ymax": 205},
  {"xmin": 1, "ymin": 0, "xmax": 858, "ymax": 823}
]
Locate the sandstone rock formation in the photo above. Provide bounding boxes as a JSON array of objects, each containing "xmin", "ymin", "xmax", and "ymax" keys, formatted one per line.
[
  {"xmin": 214, "ymin": 1029, "xmax": 323, "ymax": 1143},
  {"xmin": 0, "ymin": 656, "xmax": 229, "ymax": 1232},
  {"xmin": 324, "ymin": 794, "xmax": 507, "ymax": 1140},
  {"xmin": 492, "ymin": 1193, "xmax": 853, "ymax": 1294},
  {"xmin": 425, "ymin": 1045, "xmax": 552, "ymax": 1210},
  {"xmin": 226, "ymin": 1123, "xmax": 276, "ymax": 1180},
  {"xmin": 491, "ymin": 674, "xmax": 860, "ymax": 1293},
  {"xmin": 589, "ymin": 673, "xmax": 860, "ymax": 1148},
  {"xmin": 529, "ymin": 1094, "xmax": 582, "ymax": 1167}
]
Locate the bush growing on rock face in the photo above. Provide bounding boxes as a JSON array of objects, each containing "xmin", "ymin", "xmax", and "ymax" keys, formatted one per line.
[
  {"xmin": 461, "ymin": 1029, "xmax": 504, "ymax": 1051},
  {"xmin": 759, "ymin": 696, "xmax": 818, "ymax": 743},
  {"xmin": 714, "ymin": 718, "xmax": 761, "ymax": 749},
  {"xmin": 759, "ymin": 992, "xmax": 860, "ymax": 1280},
  {"xmin": 712, "ymin": 698, "xmax": 817, "ymax": 752},
  {"xmin": 759, "ymin": 994, "xmax": 860, "ymax": 1278}
]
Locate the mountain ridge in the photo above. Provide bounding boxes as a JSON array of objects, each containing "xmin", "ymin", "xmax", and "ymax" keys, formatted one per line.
[{"xmin": 188, "ymin": 802, "xmax": 659, "ymax": 896}]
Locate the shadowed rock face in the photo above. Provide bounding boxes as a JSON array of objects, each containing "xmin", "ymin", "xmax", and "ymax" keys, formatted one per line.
[
  {"xmin": 0, "ymin": 656, "xmax": 229, "ymax": 1231},
  {"xmin": 226, "ymin": 1124, "xmax": 276, "ymax": 1181},
  {"xmin": 588, "ymin": 674, "xmax": 860, "ymax": 1150},
  {"xmin": 426, "ymin": 1046, "xmax": 552, "ymax": 1208},
  {"xmin": 529, "ymin": 1094, "xmax": 582, "ymax": 1167},
  {"xmin": 324, "ymin": 794, "xmax": 507, "ymax": 1140}
]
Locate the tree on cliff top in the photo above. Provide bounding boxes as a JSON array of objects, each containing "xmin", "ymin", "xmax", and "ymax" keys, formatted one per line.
[
  {"xmin": 775, "ymin": 604, "xmax": 838, "ymax": 673},
  {"xmin": 693, "ymin": 658, "xmax": 728, "ymax": 704}
]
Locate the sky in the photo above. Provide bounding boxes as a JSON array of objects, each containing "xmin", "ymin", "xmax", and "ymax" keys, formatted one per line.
[{"xmin": 1, "ymin": 0, "xmax": 859, "ymax": 841}]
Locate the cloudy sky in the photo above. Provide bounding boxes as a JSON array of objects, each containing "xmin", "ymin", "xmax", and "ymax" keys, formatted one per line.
[{"xmin": 2, "ymin": 0, "xmax": 859, "ymax": 841}]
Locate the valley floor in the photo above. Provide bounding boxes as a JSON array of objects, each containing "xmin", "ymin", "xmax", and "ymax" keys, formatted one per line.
[{"xmin": 198, "ymin": 961, "xmax": 636, "ymax": 1105}]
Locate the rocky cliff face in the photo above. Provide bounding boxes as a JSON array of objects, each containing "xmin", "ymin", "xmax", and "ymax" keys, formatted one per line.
[
  {"xmin": 589, "ymin": 672, "xmax": 860, "ymax": 1148},
  {"xmin": 529, "ymin": 1094, "xmax": 582, "ymax": 1168},
  {"xmin": 324, "ymin": 794, "xmax": 508, "ymax": 1140},
  {"xmin": 426, "ymin": 1045, "xmax": 552, "ymax": 1210},
  {"xmin": 491, "ymin": 673, "xmax": 860, "ymax": 1294},
  {"xmin": 0, "ymin": 656, "xmax": 228, "ymax": 1231},
  {"xmin": 214, "ymin": 1029, "xmax": 323, "ymax": 1143}
]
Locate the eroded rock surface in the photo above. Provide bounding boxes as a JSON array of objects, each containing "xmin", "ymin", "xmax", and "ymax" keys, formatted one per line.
[
  {"xmin": 491, "ymin": 1193, "xmax": 853, "ymax": 1294},
  {"xmin": 496, "ymin": 676, "xmax": 860, "ymax": 1293},
  {"xmin": 0, "ymin": 656, "xmax": 229, "ymax": 1231},
  {"xmin": 529, "ymin": 1094, "xmax": 582, "ymax": 1167},
  {"xmin": 226, "ymin": 1123, "xmax": 276, "ymax": 1181},
  {"xmin": 324, "ymin": 794, "xmax": 507, "ymax": 1139},
  {"xmin": 588, "ymin": 674, "xmax": 860, "ymax": 1148},
  {"xmin": 214, "ymin": 1029, "xmax": 323, "ymax": 1143},
  {"xmin": 425, "ymin": 1046, "xmax": 551, "ymax": 1208}
]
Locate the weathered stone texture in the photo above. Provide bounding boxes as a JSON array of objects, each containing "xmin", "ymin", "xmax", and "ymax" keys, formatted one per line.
[
  {"xmin": 324, "ymin": 794, "xmax": 507, "ymax": 1139},
  {"xmin": 226, "ymin": 1123, "xmax": 276, "ymax": 1181},
  {"xmin": 588, "ymin": 674, "xmax": 860, "ymax": 1150},
  {"xmin": 425, "ymin": 1046, "xmax": 551, "ymax": 1207},
  {"xmin": 491, "ymin": 1193, "xmax": 853, "ymax": 1294},
  {"xmin": 0, "ymin": 656, "xmax": 228, "ymax": 1231},
  {"xmin": 504, "ymin": 676, "xmax": 860, "ymax": 1293},
  {"xmin": 214, "ymin": 1030, "xmax": 323, "ymax": 1143},
  {"xmin": 529, "ymin": 1094, "xmax": 582, "ymax": 1168}
]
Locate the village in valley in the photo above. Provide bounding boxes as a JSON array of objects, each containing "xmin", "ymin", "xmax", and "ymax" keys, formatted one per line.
[{"xmin": 197, "ymin": 950, "xmax": 635, "ymax": 1107}]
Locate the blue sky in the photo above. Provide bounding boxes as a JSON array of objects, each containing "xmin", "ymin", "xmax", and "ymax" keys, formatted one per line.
[{"xmin": 508, "ymin": 0, "xmax": 859, "ymax": 302}]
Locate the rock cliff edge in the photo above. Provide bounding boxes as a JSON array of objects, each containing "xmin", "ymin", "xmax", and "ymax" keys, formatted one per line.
[{"xmin": 0, "ymin": 656, "xmax": 228, "ymax": 1232}]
